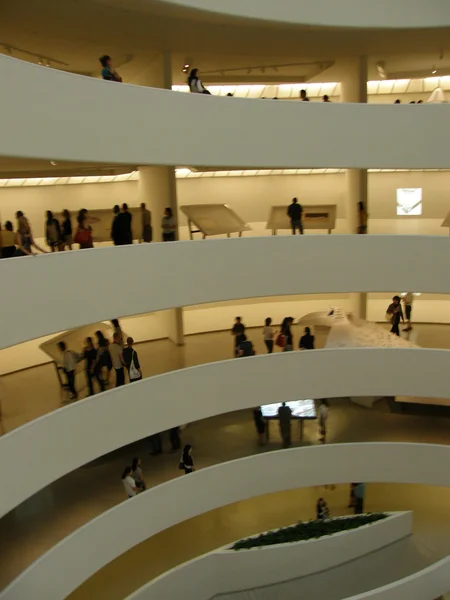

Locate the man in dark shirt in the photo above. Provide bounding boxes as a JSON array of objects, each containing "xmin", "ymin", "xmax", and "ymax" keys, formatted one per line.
[
  {"xmin": 237, "ymin": 334, "xmax": 255, "ymax": 357},
  {"xmin": 120, "ymin": 203, "xmax": 133, "ymax": 245},
  {"xmin": 111, "ymin": 205, "xmax": 121, "ymax": 245},
  {"xmin": 300, "ymin": 89, "xmax": 310, "ymax": 102},
  {"xmin": 287, "ymin": 198, "xmax": 303, "ymax": 235},
  {"xmin": 386, "ymin": 295, "xmax": 404, "ymax": 336},
  {"xmin": 278, "ymin": 402, "xmax": 292, "ymax": 448},
  {"xmin": 231, "ymin": 317, "xmax": 246, "ymax": 356}
]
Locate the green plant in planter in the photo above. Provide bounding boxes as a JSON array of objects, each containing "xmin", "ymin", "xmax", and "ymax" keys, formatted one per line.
[{"xmin": 232, "ymin": 513, "xmax": 387, "ymax": 551}]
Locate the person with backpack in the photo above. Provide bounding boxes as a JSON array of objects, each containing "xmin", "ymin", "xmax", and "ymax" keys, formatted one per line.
[
  {"xmin": 123, "ymin": 337, "xmax": 142, "ymax": 382},
  {"xmin": 57, "ymin": 341, "xmax": 79, "ymax": 400},
  {"xmin": 237, "ymin": 334, "xmax": 255, "ymax": 357}
]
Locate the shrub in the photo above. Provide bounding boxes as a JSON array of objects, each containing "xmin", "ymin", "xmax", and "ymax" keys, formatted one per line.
[{"xmin": 232, "ymin": 513, "xmax": 387, "ymax": 550}]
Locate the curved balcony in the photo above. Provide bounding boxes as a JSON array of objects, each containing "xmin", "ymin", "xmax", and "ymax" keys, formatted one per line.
[
  {"xmin": 156, "ymin": 0, "xmax": 450, "ymax": 29},
  {"xmin": 3, "ymin": 443, "xmax": 450, "ymax": 600},
  {"xmin": 2, "ymin": 55, "xmax": 450, "ymax": 169},
  {"xmin": 1, "ymin": 348, "xmax": 449, "ymax": 518},
  {"xmin": 1, "ymin": 236, "xmax": 449, "ymax": 350}
]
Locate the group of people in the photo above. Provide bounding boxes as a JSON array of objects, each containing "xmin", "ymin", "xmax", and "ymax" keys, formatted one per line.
[
  {"xmin": 386, "ymin": 294, "xmax": 413, "ymax": 336},
  {"xmin": 232, "ymin": 316, "xmax": 315, "ymax": 357},
  {"xmin": 58, "ymin": 319, "xmax": 141, "ymax": 399},
  {"xmin": 121, "ymin": 444, "xmax": 195, "ymax": 498},
  {"xmin": 0, "ymin": 203, "xmax": 177, "ymax": 258}
]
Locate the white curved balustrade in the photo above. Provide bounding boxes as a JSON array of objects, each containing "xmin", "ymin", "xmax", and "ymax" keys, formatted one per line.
[
  {"xmin": 3, "ymin": 443, "xmax": 450, "ymax": 600},
  {"xmin": 1, "ymin": 348, "xmax": 450, "ymax": 518},
  {"xmin": 1, "ymin": 235, "xmax": 450, "ymax": 350},
  {"xmin": 157, "ymin": 0, "xmax": 450, "ymax": 29},
  {"xmin": 2, "ymin": 55, "xmax": 450, "ymax": 170}
]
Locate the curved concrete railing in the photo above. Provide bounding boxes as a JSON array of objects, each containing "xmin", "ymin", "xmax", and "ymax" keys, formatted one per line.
[
  {"xmin": 128, "ymin": 512, "xmax": 412, "ymax": 600},
  {"xmin": 345, "ymin": 555, "xmax": 450, "ymax": 600},
  {"xmin": 1, "ymin": 235, "xmax": 450, "ymax": 350},
  {"xmin": 1, "ymin": 348, "xmax": 450, "ymax": 518},
  {"xmin": 157, "ymin": 0, "xmax": 450, "ymax": 29},
  {"xmin": 2, "ymin": 443, "xmax": 450, "ymax": 600},
  {"xmin": 2, "ymin": 55, "xmax": 450, "ymax": 170}
]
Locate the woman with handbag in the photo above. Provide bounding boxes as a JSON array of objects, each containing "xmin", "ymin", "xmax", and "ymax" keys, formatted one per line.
[{"xmin": 74, "ymin": 212, "xmax": 93, "ymax": 249}]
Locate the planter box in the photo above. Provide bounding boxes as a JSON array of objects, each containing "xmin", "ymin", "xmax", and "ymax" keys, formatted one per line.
[{"xmin": 128, "ymin": 511, "xmax": 412, "ymax": 600}]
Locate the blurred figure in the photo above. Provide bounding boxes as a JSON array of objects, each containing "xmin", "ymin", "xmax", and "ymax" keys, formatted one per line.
[
  {"xmin": 99, "ymin": 55, "xmax": 122, "ymax": 82},
  {"xmin": 263, "ymin": 317, "xmax": 274, "ymax": 353},
  {"xmin": 386, "ymin": 295, "xmax": 404, "ymax": 336},
  {"xmin": 353, "ymin": 483, "xmax": 365, "ymax": 514},
  {"xmin": 60, "ymin": 209, "xmax": 73, "ymax": 250},
  {"xmin": 123, "ymin": 337, "xmax": 142, "ymax": 382},
  {"xmin": 83, "ymin": 336, "xmax": 98, "ymax": 396},
  {"xmin": 316, "ymin": 497, "xmax": 330, "ymax": 519},
  {"xmin": 231, "ymin": 316, "xmax": 246, "ymax": 356},
  {"xmin": 16, "ymin": 211, "xmax": 46, "ymax": 255},
  {"xmin": 318, "ymin": 399, "xmax": 329, "ymax": 443},
  {"xmin": 140, "ymin": 203, "xmax": 152, "ymax": 243},
  {"xmin": 149, "ymin": 434, "xmax": 162, "ymax": 456},
  {"xmin": 161, "ymin": 207, "xmax": 176, "ymax": 241},
  {"xmin": 111, "ymin": 319, "xmax": 123, "ymax": 345},
  {"xmin": 122, "ymin": 466, "xmax": 139, "ymax": 498},
  {"xmin": 94, "ymin": 331, "xmax": 110, "ymax": 390},
  {"xmin": 58, "ymin": 341, "xmax": 78, "ymax": 400},
  {"xmin": 394, "ymin": 99, "xmax": 401, "ymax": 104},
  {"xmin": 287, "ymin": 197, "xmax": 303, "ymax": 235},
  {"xmin": 121, "ymin": 203, "xmax": 133, "ymax": 245},
  {"xmin": 280, "ymin": 317, "xmax": 294, "ymax": 351},
  {"xmin": 45, "ymin": 210, "xmax": 61, "ymax": 252},
  {"xmin": 402, "ymin": 293, "xmax": 413, "ymax": 332},
  {"xmin": 357, "ymin": 201, "xmax": 368, "ymax": 234},
  {"xmin": 169, "ymin": 427, "xmax": 181, "ymax": 452},
  {"xmin": 417, "ymin": 100, "xmax": 424, "ymax": 104},
  {"xmin": 323, "ymin": 95, "xmax": 331, "ymax": 102},
  {"xmin": 188, "ymin": 68, "xmax": 210, "ymax": 94},
  {"xmin": 278, "ymin": 402, "xmax": 292, "ymax": 448},
  {"xmin": 74, "ymin": 211, "xmax": 93, "ymax": 249},
  {"xmin": 237, "ymin": 334, "xmax": 255, "ymax": 357},
  {"xmin": 253, "ymin": 407, "xmax": 266, "ymax": 446},
  {"xmin": 131, "ymin": 457, "xmax": 146, "ymax": 491},
  {"xmin": 1, "ymin": 221, "xmax": 17, "ymax": 258},
  {"xmin": 110, "ymin": 331, "xmax": 125, "ymax": 387},
  {"xmin": 299, "ymin": 326, "xmax": 315, "ymax": 350},
  {"xmin": 179, "ymin": 444, "xmax": 195, "ymax": 474},
  {"xmin": 111, "ymin": 205, "xmax": 121, "ymax": 245},
  {"xmin": 300, "ymin": 89, "xmax": 309, "ymax": 101}
]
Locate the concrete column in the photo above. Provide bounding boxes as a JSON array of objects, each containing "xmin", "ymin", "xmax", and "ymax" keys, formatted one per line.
[
  {"xmin": 341, "ymin": 57, "xmax": 368, "ymax": 319},
  {"xmin": 137, "ymin": 53, "xmax": 184, "ymax": 345}
]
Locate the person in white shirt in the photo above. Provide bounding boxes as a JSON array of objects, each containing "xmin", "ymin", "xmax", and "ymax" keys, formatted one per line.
[
  {"xmin": 122, "ymin": 466, "xmax": 140, "ymax": 498},
  {"xmin": 188, "ymin": 68, "xmax": 210, "ymax": 94},
  {"xmin": 318, "ymin": 400, "xmax": 329, "ymax": 443},
  {"xmin": 263, "ymin": 317, "xmax": 274, "ymax": 353},
  {"xmin": 58, "ymin": 341, "xmax": 78, "ymax": 399},
  {"xmin": 402, "ymin": 293, "xmax": 413, "ymax": 332}
]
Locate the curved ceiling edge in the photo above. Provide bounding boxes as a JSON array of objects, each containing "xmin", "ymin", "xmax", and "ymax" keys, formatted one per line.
[
  {"xmin": 3, "ymin": 443, "xmax": 450, "ymax": 600},
  {"xmin": 157, "ymin": 0, "xmax": 450, "ymax": 29},
  {"xmin": 1, "ymin": 236, "xmax": 450, "ymax": 350},
  {"xmin": 2, "ymin": 55, "xmax": 450, "ymax": 169},
  {"xmin": 1, "ymin": 348, "xmax": 449, "ymax": 518}
]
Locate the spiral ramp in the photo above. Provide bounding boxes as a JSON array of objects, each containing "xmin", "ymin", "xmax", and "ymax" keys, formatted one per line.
[{"xmin": 1, "ymin": 3, "xmax": 450, "ymax": 600}]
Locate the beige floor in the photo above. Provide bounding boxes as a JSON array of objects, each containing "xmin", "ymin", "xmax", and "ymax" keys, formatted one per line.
[{"xmin": 1, "ymin": 324, "xmax": 450, "ymax": 599}]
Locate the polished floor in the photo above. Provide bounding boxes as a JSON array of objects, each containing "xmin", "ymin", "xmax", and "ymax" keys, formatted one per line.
[{"xmin": 1, "ymin": 325, "xmax": 450, "ymax": 599}]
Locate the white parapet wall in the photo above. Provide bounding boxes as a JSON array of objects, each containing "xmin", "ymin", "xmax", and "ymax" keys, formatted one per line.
[
  {"xmin": 128, "ymin": 512, "xmax": 412, "ymax": 600},
  {"xmin": 3, "ymin": 444, "xmax": 450, "ymax": 600}
]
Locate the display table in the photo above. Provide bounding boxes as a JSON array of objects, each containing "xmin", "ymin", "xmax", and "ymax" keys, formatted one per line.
[
  {"xmin": 266, "ymin": 204, "xmax": 337, "ymax": 235},
  {"xmin": 261, "ymin": 400, "xmax": 317, "ymax": 441},
  {"xmin": 181, "ymin": 204, "xmax": 251, "ymax": 239}
]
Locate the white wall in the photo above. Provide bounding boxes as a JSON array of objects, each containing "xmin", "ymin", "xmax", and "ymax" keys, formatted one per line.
[
  {"xmin": 3, "ymin": 55, "xmax": 450, "ymax": 169},
  {"xmin": 1, "ymin": 348, "xmax": 450, "ymax": 518},
  {"xmin": 3, "ymin": 443, "xmax": 450, "ymax": 600},
  {"xmin": 155, "ymin": 0, "xmax": 450, "ymax": 28},
  {"xmin": 1, "ymin": 236, "xmax": 450, "ymax": 350},
  {"xmin": 132, "ymin": 512, "xmax": 412, "ymax": 600}
]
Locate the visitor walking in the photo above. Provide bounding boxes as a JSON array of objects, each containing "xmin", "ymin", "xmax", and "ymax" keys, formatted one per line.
[
  {"xmin": 353, "ymin": 483, "xmax": 365, "ymax": 514},
  {"xmin": 111, "ymin": 205, "xmax": 121, "ymax": 245},
  {"xmin": 60, "ymin": 209, "xmax": 73, "ymax": 250},
  {"xmin": 402, "ymin": 293, "xmax": 413, "ymax": 331},
  {"xmin": 140, "ymin": 203, "xmax": 152, "ymax": 243},
  {"xmin": 316, "ymin": 497, "xmax": 330, "ymax": 519},
  {"xmin": 231, "ymin": 316, "xmax": 246, "ymax": 356},
  {"xmin": 280, "ymin": 317, "xmax": 294, "ymax": 351},
  {"xmin": 122, "ymin": 466, "xmax": 139, "ymax": 498},
  {"xmin": 386, "ymin": 295, "xmax": 404, "ymax": 336},
  {"xmin": 120, "ymin": 203, "xmax": 133, "ymax": 245},
  {"xmin": 131, "ymin": 457, "xmax": 146, "ymax": 491},
  {"xmin": 83, "ymin": 337, "xmax": 98, "ymax": 396},
  {"xmin": 100, "ymin": 55, "xmax": 122, "ymax": 82},
  {"xmin": 253, "ymin": 407, "xmax": 266, "ymax": 446},
  {"xmin": 299, "ymin": 326, "xmax": 315, "ymax": 350},
  {"xmin": 169, "ymin": 427, "xmax": 181, "ymax": 452},
  {"xmin": 110, "ymin": 331, "xmax": 125, "ymax": 387},
  {"xmin": 263, "ymin": 317, "xmax": 274, "ymax": 353},
  {"xmin": 188, "ymin": 68, "xmax": 210, "ymax": 94},
  {"xmin": 161, "ymin": 207, "xmax": 176, "ymax": 241},
  {"xmin": 45, "ymin": 211, "xmax": 61, "ymax": 252},
  {"xmin": 123, "ymin": 337, "xmax": 142, "ymax": 382},
  {"xmin": 74, "ymin": 212, "xmax": 93, "ymax": 249},
  {"xmin": 318, "ymin": 399, "xmax": 329, "ymax": 443},
  {"xmin": 58, "ymin": 341, "xmax": 78, "ymax": 400},
  {"xmin": 0, "ymin": 221, "xmax": 17, "ymax": 258}
]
